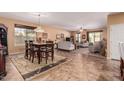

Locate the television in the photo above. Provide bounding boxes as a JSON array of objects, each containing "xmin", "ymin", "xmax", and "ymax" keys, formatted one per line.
[{"xmin": 66, "ymin": 37, "xmax": 71, "ymax": 41}]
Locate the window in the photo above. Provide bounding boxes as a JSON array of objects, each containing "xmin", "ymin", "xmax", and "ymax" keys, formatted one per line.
[
  {"xmin": 88, "ymin": 31, "xmax": 103, "ymax": 44},
  {"xmin": 15, "ymin": 27, "xmax": 36, "ymax": 46}
]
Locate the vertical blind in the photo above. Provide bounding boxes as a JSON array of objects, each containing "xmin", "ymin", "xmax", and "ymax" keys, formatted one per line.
[
  {"xmin": 14, "ymin": 24, "xmax": 36, "ymax": 46},
  {"xmin": 88, "ymin": 31, "xmax": 103, "ymax": 44}
]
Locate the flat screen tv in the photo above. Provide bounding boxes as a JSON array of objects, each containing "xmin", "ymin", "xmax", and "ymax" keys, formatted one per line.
[{"xmin": 66, "ymin": 37, "xmax": 71, "ymax": 41}]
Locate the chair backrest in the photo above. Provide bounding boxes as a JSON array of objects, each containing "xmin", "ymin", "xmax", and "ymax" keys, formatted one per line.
[
  {"xmin": 29, "ymin": 40, "xmax": 33, "ymax": 48},
  {"xmin": 29, "ymin": 40, "xmax": 33, "ymax": 43},
  {"xmin": 46, "ymin": 41, "xmax": 54, "ymax": 44},
  {"xmin": 46, "ymin": 43, "xmax": 54, "ymax": 51},
  {"xmin": 25, "ymin": 40, "xmax": 28, "ymax": 49}
]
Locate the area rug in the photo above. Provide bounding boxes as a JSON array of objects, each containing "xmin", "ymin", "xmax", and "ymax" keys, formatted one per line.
[{"xmin": 9, "ymin": 54, "xmax": 68, "ymax": 80}]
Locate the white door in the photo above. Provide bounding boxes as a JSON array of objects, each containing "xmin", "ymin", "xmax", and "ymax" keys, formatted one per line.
[{"xmin": 110, "ymin": 24, "xmax": 124, "ymax": 60}]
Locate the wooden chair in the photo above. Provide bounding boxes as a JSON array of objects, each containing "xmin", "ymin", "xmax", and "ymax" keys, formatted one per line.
[
  {"xmin": 46, "ymin": 43, "xmax": 54, "ymax": 62},
  {"xmin": 40, "ymin": 44, "xmax": 54, "ymax": 64},
  {"xmin": 31, "ymin": 44, "xmax": 39, "ymax": 63},
  {"xmin": 46, "ymin": 40, "xmax": 54, "ymax": 44},
  {"xmin": 26, "ymin": 40, "xmax": 38, "ymax": 63},
  {"xmin": 25, "ymin": 40, "xmax": 29, "ymax": 59},
  {"xmin": 29, "ymin": 40, "xmax": 33, "ymax": 60},
  {"xmin": 25, "ymin": 40, "xmax": 34, "ymax": 59}
]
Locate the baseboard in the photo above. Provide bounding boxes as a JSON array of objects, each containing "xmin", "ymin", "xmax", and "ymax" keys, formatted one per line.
[{"xmin": 9, "ymin": 51, "xmax": 24, "ymax": 56}]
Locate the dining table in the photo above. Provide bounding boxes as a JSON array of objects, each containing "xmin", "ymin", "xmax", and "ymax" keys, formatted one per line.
[{"xmin": 32, "ymin": 42, "xmax": 54, "ymax": 64}]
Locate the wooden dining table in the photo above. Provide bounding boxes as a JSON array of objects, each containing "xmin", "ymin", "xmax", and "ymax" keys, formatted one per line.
[{"xmin": 32, "ymin": 43, "xmax": 54, "ymax": 64}]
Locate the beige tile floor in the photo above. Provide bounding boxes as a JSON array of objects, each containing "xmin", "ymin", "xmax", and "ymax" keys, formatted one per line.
[
  {"xmin": 2, "ymin": 58, "xmax": 24, "ymax": 81},
  {"xmin": 2, "ymin": 48, "xmax": 121, "ymax": 81}
]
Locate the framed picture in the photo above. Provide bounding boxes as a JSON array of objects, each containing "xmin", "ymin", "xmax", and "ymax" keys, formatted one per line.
[
  {"xmin": 42, "ymin": 32, "xmax": 48, "ymax": 39},
  {"xmin": 56, "ymin": 34, "xmax": 61, "ymax": 39},
  {"xmin": 82, "ymin": 34, "xmax": 86, "ymax": 39},
  {"xmin": 61, "ymin": 33, "xmax": 64, "ymax": 38}
]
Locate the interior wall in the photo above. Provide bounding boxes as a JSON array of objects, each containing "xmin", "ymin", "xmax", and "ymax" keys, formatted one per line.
[
  {"xmin": 0, "ymin": 17, "xmax": 38, "ymax": 54},
  {"xmin": 0, "ymin": 17, "xmax": 70, "ymax": 54},
  {"xmin": 107, "ymin": 13, "xmax": 124, "ymax": 59},
  {"xmin": 70, "ymin": 28, "xmax": 107, "ymax": 43},
  {"xmin": 37, "ymin": 25, "xmax": 70, "ymax": 41}
]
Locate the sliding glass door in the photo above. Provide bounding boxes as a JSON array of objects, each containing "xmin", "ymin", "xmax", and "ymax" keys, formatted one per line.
[
  {"xmin": 88, "ymin": 31, "xmax": 103, "ymax": 44},
  {"xmin": 76, "ymin": 33, "xmax": 81, "ymax": 43}
]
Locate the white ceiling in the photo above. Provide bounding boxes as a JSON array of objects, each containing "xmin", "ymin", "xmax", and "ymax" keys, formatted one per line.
[{"xmin": 0, "ymin": 12, "xmax": 114, "ymax": 31}]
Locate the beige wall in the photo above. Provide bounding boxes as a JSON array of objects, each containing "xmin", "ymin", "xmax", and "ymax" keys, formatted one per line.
[
  {"xmin": 107, "ymin": 13, "xmax": 124, "ymax": 59},
  {"xmin": 70, "ymin": 28, "xmax": 107, "ymax": 43},
  {"xmin": 85, "ymin": 28, "xmax": 107, "ymax": 40},
  {"xmin": 37, "ymin": 25, "xmax": 70, "ymax": 41},
  {"xmin": 0, "ymin": 17, "xmax": 70, "ymax": 54},
  {"xmin": 0, "ymin": 17, "xmax": 38, "ymax": 54}
]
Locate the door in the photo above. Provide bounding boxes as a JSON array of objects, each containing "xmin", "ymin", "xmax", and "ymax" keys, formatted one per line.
[
  {"xmin": 76, "ymin": 33, "xmax": 81, "ymax": 43},
  {"xmin": 110, "ymin": 24, "xmax": 124, "ymax": 60}
]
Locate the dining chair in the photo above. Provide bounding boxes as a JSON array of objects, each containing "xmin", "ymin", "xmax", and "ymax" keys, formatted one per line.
[
  {"xmin": 31, "ymin": 44, "xmax": 39, "ymax": 63},
  {"xmin": 25, "ymin": 40, "xmax": 29, "ymax": 59},
  {"xmin": 46, "ymin": 40, "xmax": 54, "ymax": 44},
  {"xmin": 46, "ymin": 43, "xmax": 54, "ymax": 62},
  {"xmin": 29, "ymin": 40, "xmax": 34, "ymax": 60},
  {"xmin": 40, "ymin": 43, "xmax": 54, "ymax": 64}
]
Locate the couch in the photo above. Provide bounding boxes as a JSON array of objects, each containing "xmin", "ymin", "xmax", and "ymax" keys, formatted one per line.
[
  {"xmin": 88, "ymin": 42, "xmax": 101, "ymax": 53},
  {"xmin": 79, "ymin": 41, "xmax": 89, "ymax": 48},
  {"xmin": 57, "ymin": 41, "xmax": 75, "ymax": 51},
  {"xmin": 88, "ymin": 39, "xmax": 107, "ymax": 54}
]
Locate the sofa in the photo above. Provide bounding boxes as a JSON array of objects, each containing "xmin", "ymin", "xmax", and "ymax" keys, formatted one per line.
[
  {"xmin": 88, "ymin": 39, "xmax": 107, "ymax": 54},
  {"xmin": 79, "ymin": 41, "xmax": 89, "ymax": 48},
  {"xmin": 88, "ymin": 42, "xmax": 101, "ymax": 53},
  {"xmin": 57, "ymin": 41, "xmax": 75, "ymax": 51}
]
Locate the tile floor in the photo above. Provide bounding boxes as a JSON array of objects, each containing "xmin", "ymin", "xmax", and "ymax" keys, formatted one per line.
[{"xmin": 2, "ymin": 48, "xmax": 121, "ymax": 81}]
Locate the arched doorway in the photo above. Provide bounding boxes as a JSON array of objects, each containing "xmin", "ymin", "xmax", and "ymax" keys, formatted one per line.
[{"xmin": 0, "ymin": 24, "xmax": 8, "ymax": 55}]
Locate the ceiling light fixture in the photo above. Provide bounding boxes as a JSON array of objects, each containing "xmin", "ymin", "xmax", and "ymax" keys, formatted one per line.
[
  {"xmin": 34, "ymin": 14, "xmax": 44, "ymax": 33},
  {"xmin": 79, "ymin": 25, "xmax": 85, "ymax": 32},
  {"xmin": 80, "ymin": 27, "xmax": 83, "ymax": 32}
]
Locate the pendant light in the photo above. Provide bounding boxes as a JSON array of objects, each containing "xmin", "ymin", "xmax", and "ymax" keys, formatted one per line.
[
  {"xmin": 34, "ymin": 14, "xmax": 44, "ymax": 33},
  {"xmin": 80, "ymin": 27, "xmax": 83, "ymax": 32},
  {"xmin": 80, "ymin": 24, "xmax": 86, "ymax": 32}
]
